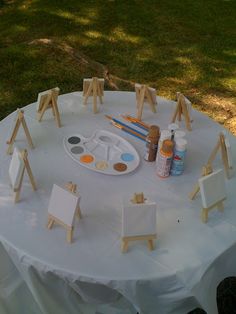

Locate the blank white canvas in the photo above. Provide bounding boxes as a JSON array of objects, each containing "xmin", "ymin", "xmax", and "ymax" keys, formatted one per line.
[
  {"xmin": 122, "ymin": 201, "xmax": 157, "ymax": 237},
  {"xmin": 9, "ymin": 147, "xmax": 24, "ymax": 190},
  {"xmin": 199, "ymin": 169, "xmax": 226, "ymax": 208},
  {"xmin": 36, "ymin": 87, "xmax": 60, "ymax": 111},
  {"xmin": 48, "ymin": 184, "xmax": 80, "ymax": 227}
]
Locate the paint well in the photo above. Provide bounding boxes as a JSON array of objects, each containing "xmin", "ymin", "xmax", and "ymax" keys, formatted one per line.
[
  {"xmin": 113, "ymin": 162, "xmax": 127, "ymax": 172},
  {"xmin": 71, "ymin": 146, "xmax": 84, "ymax": 154},
  {"xmin": 95, "ymin": 160, "xmax": 109, "ymax": 170},
  {"xmin": 80, "ymin": 154, "xmax": 94, "ymax": 163},
  {"xmin": 68, "ymin": 136, "xmax": 81, "ymax": 144},
  {"xmin": 121, "ymin": 153, "xmax": 134, "ymax": 162}
]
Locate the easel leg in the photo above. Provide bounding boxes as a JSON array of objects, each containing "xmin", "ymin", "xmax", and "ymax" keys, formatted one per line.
[
  {"xmin": 201, "ymin": 208, "xmax": 208, "ymax": 223},
  {"xmin": 147, "ymin": 239, "xmax": 154, "ymax": 251},
  {"xmin": 21, "ymin": 118, "xmax": 34, "ymax": 149},
  {"xmin": 6, "ymin": 119, "xmax": 21, "ymax": 154},
  {"xmin": 76, "ymin": 206, "xmax": 82, "ymax": 219},
  {"xmin": 67, "ymin": 227, "xmax": 73, "ymax": 243},
  {"xmin": 47, "ymin": 218, "xmax": 54, "ymax": 229},
  {"xmin": 121, "ymin": 239, "xmax": 129, "ymax": 253},
  {"xmin": 14, "ymin": 167, "xmax": 25, "ymax": 203},
  {"xmin": 52, "ymin": 96, "xmax": 61, "ymax": 128},
  {"xmin": 93, "ymin": 79, "xmax": 98, "ymax": 113},
  {"xmin": 83, "ymin": 81, "xmax": 93, "ymax": 106}
]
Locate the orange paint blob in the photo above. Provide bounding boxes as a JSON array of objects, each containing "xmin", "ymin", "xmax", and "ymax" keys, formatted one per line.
[{"xmin": 80, "ymin": 154, "xmax": 94, "ymax": 163}]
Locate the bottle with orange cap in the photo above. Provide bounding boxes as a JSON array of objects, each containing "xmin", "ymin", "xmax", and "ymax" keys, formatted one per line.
[{"xmin": 156, "ymin": 139, "xmax": 174, "ymax": 178}]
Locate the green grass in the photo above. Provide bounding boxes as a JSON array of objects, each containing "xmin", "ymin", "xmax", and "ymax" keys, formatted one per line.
[{"xmin": 0, "ymin": 0, "xmax": 236, "ymax": 130}]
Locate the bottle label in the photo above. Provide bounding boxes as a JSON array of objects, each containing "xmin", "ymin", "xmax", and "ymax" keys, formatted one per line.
[
  {"xmin": 170, "ymin": 149, "xmax": 186, "ymax": 175},
  {"xmin": 156, "ymin": 152, "xmax": 173, "ymax": 177},
  {"xmin": 144, "ymin": 141, "xmax": 158, "ymax": 161}
]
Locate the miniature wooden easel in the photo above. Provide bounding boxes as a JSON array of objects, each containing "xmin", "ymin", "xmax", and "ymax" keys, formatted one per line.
[
  {"xmin": 47, "ymin": 182, "xmax": 82, "ymax": 243},
  {"xmin": 189, "ymin": 132, "xmax": 231, "ymax": 200},
  {"xmin": 201, "ymin": 196, "xmax": 225, "ymax": 223},
  {"xmin": 135, "ymin": 84, "xmax": 157, "ymax": 121},
  {"xmin": 83, "ymin": 77, "xmax": 104, "ymax": 113},
  {"xmin": 171, "ymin": 92, "xmax": 192, "ymax": 131},
  {"xmin": 121, "ymin": 192, "xmax": 156, "ymax": 253},
  {"xmin": 6, "ymin": 109, "xmax": 34, "ymax": 155},
  {"xmin": 13, "ymin": 149, "xmax": 37, "ymax": 203},
  {"xmin": 37, "ymin": 87, "xmax": 61, "ymax": 127}
]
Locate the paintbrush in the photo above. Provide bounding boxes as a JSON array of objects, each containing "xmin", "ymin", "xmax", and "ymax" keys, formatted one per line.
[
  {"xmin": 121, "ymin": 115, "xmax": 150, "ymax": 131},
  {"xmin": 111, "ymin": 121, "xmax": 146, "ymax": 142},
  {"xmin": 105, "ymin": 115, "xmax": 147, "ymax": 138}
]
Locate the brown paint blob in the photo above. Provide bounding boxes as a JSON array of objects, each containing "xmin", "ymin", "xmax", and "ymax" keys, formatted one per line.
[{"xmin": 113, "ymin": 162, "xmax": 127, "ymax": 172}]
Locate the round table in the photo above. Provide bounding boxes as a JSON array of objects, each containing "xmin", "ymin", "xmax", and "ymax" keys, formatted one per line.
[{"xmin": 0, "ymin": 91, "xmax": 236, "ymax": 314}]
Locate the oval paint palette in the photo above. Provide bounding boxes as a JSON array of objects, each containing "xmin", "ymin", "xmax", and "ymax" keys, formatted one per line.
[{"xmin": 63, "ymin": 130, "xmax": 140, "ymax": 175}]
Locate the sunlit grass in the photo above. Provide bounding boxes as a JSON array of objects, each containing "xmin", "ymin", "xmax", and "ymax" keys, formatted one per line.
[{"xmin": 0, "ymin": 0, "xmax": 235, "ymax": 132}]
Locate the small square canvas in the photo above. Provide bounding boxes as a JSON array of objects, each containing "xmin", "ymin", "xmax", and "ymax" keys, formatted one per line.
[
  {"xmin": 37, "ymin": 87, "xmax": 60, "ymax": 112},
  {"xmin": 199, "ymin": 169, "xmax": 226, "ymax": 209},
  {"xmin": 48, "ymin": 184, "xmax": 80, "ymax": 227},
  {"xmin": 122, "ymin": 200, "xmax": 157, "ymax": 237},
  {"xmin": 9, "ymin": 147, "xmax": 24, "ymax": 190}
]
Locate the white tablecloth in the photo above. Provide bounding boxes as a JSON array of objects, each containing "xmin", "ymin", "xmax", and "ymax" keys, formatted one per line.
[{"xmin": 0, "ymin": 91, "xmax": 236, "ymax": 314}]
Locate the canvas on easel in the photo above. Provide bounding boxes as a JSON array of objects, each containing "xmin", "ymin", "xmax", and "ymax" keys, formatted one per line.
[
  {"xmin": 135, "ymin": 83, "xmax": 157, "ymax": 121},
  {"xmin": 47, "ymin": 183, "xmax": 82, "ymax": 243},
  {"xmin": 121, "ymin": 193, "xmax": 157, "ymax": 253},
  {"xmin": 83, "ymin": 77, "xmax": 104, "ymax": 113},
  {"xmin": 189, "ymin": 132, "xmax": 232, "ymax": 201},
  {"xmin": 9, "ymin": 148, "xmax": 37, "ymax": 203},
  {"xmin": 171, "ymin": 92, "xmax": 192, "ymax": 131},
  {"xmin": 6, "ymin": 109, "xmax": 34, "ymax": 155},
  {"xmin": 198, "ymin": 169, "xmax": 226, "ymax": 223},
  {"xmin": 36, "ymin": 87, "xmax": 61, "ymax": 127}
]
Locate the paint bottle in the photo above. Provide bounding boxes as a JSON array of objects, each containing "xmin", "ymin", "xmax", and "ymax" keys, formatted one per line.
[
  {"xmin": 157, "ymin": 130, "xmax": 171, "ymax": 154},
  {"xmin": 168, "ymin": 123, "xmax": 179, "ymax": 141},
  {"xmin": 174, "ymin": 130, "xmax": 186, "ymax": 140},
  {"xmin": 170, "ymin": 138, "xmax": 187, "ymax": 176},
  {"xmin": 144, "ymin": 125, "xmax": 160, "ymax": 162},
  {"xmin": 156, "ymin": 139, "xmax": 174, "ymax": 178}
]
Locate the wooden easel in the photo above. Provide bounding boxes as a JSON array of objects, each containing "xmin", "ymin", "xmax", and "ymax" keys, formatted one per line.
[
  {"xmin": 83, "ymin": 77, "xmax": 104, "ymax": 113},
  {"xmin": 135, "ymin": 84, "xmax": 157, "ymax": 121},
  {"xmin": 37, "ymin": 87, "xmax": 61, "ymax": 127},
  {"xmin": 6, "ymin": 109, "xmax": 34, "ymax": 155},
  {"xmin": 171, "ymin": 92, "xmax": 192, "ymax": 131},
  {"xmin": 189, "ymin": 132, "xmax": 231, "ymax": 200},
  {"xmin": 13, "ymin": 149, "xmax": 37, "ymax": 203},
  {"xmin": 121, "ymin": 192, "xmax": 156, "ymax": 253},
  {"xmin": 201, "ymin": 197, "xmax": 225, "ymax": 223},
  {"xmin": 47, "ymin": 182, "xmax": 82, "ymax": 243}
]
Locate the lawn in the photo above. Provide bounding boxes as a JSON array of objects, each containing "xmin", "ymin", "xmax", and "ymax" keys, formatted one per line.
[{"xmin": 0, "ymin": 0, "xmax": 236, "ymax": 132}]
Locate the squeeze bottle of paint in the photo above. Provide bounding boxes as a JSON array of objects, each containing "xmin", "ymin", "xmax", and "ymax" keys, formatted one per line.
[
  {"xmin": 174, "ymin": 130, "xmax": 186, "ymax": 141},
  {"xmin": 144, "ymin": 125, "xmax": 160, "ymax": 162},
  {"xmin": 156, "ymin": 139, "xmax": 174, "ymax": 178},
  {"xmin": 156, "ymin": 130, "xmax": 171, "ymax": 163},
  {"xmin": 170, "ymin": 138, "xmax": 187, "ymax": 176}
]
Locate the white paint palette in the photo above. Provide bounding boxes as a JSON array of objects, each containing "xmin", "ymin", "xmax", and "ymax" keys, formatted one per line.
[{"xmin": 64, "ymin": 130, "xmax": 140, "ymax": 175}]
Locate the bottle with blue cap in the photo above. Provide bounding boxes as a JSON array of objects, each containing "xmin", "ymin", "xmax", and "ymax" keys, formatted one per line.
[{"xmin": 170, "ymin": 138, "xmax": 187, "ymax": 176}]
